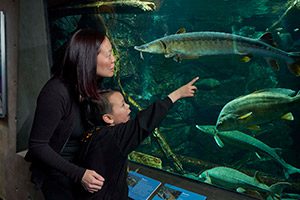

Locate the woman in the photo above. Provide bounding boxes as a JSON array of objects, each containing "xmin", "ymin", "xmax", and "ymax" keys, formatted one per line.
[{"xmin": 25, "ymin": 28, "xmax": 116, "ymax": 199}]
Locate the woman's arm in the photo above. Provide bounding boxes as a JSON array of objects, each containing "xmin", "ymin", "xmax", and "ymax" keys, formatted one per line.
[
  {"xmin": 28, "ymin": 83, "xmax": 86, "ymax": 181},
  {"xmin": 28, "ymin": 80, "xmax": 104, "ymax": 192}
]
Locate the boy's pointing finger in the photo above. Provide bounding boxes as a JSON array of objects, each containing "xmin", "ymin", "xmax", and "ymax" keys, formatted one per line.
[{"xmin": 188, "ymin": 77, "xmax": 199, "ymax": 85}]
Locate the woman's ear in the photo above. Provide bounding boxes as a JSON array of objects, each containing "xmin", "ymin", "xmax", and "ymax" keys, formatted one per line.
[{"xmin": 102, "ymin": 114, "xmax": 113, "ymax": 124}]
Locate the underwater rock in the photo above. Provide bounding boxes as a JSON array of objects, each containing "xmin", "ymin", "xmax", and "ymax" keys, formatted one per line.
[{"xmin": 128, "ymin": 151, "xmax": 162, "ymax": 169}]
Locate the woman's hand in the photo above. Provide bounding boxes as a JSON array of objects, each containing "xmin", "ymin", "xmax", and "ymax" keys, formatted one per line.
[{"xmin": 81, "ymin": 169, "xmax": 105, "ymax": 193}]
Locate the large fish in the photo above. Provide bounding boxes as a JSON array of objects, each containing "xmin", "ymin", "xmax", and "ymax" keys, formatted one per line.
[
  {"xmin": 199, "ymin": 166, "xmax": 290, "ymax": 199},
  {"xmin": 216, "ymin": 88, "xmax": 300, "ymax": 131},
  {"xmin": 196, "ymin": 125, "xmax": 300, "ymax": 178},
  {"xmin": 134, "ymin": 31, "xmax": 300, "ymax": 76}
]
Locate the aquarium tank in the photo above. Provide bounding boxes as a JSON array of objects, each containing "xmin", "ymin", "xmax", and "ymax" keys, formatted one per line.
[{"xmin": 47, "ymin": 0, "xmax": 300, "ymax": 199}]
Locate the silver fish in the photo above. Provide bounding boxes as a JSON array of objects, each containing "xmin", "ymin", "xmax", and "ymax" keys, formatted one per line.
[
  {"xmin": 134, "ymin": 31, "xmax": 300, "ymax": 76},
  {"xmin": 216, "ymin": 88, "xmax": 300, "ymax": 131},
  {"xmin": 196, "ymin": 125, "xmax": 300, "ymax": 178},
  {"xmin": 199, "ymin": 166, "xmax": 290, "ymax": 199}
]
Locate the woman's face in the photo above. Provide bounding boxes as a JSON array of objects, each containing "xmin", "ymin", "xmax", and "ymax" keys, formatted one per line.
[{"xmin": 97, "ymin": 37, "xmax": 115, "ymax": 77}]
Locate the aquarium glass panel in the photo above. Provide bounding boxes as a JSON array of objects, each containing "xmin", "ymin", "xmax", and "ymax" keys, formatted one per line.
[{"xmin": 47, "ymin": 0, "xmax": 300, "ymax": 199}]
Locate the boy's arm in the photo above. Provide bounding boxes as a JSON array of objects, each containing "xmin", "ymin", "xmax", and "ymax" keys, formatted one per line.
[
  {"xmin": 168, "ymin": 77, "xmax": 199, "ymax": 103},
  {"xmin": 114, "ymin": 77, "xmax": 199, "ymax": 155}
]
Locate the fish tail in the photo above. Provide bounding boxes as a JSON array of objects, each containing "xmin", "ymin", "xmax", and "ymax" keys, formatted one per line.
[
  {"xmin": 295, "ymin": 92, "xmax": 300, "ymax": 103},
  {"xmin": 287, "ymin": 52, "xmax": 300, "ymax": 76},
  {"xmin": 291, "ymin": 91, "xmax": 300, "ymax": 107},
  {"xmin": 284, "ymin": 163, "xmax": 300, "ymax": 178},
  {"xmin": 269, "ymin": 182, "xmax": 291, "ymax": 199}
]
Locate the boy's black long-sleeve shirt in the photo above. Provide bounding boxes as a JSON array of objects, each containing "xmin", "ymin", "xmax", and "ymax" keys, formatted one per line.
[{"xmin": 78, "ymin": 97, "xmax": 173, "ymax": 200}]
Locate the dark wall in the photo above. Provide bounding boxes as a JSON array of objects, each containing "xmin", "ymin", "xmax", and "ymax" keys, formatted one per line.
[{"xmin": 0, "ymin": 0, "xmax": 49, "ymax": 199}]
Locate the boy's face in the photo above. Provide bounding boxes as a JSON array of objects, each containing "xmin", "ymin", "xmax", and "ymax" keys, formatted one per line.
[{"xmin": 108, "ymin": 92, "xmax": 131, "ymax": 125}]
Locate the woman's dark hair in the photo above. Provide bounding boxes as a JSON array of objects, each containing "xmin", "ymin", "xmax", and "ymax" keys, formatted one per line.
[{"xmin": 58, "ymin": 28, "xmax": 106, "ymax": 100}]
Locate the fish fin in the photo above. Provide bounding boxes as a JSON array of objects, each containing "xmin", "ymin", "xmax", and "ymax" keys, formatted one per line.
[
  {"xmin": 255, "ymin": 152, "xmax": 262, "ymax": 160},
  {"xmin": 214, "ymin": 134, "xmax": 224, "ymax": 148},
  {"xmin": 287, "ymin": 52, "xmax": 300, "ymax": 57},
  {"xmin": 265, "ymin": 58, "xmax": 280, "ymax": 71},
  {"xmin": 241, "ymin": 55, "xmax": 252, "ymax": 62},
  {"xmin": 165, "ymin": 53, "xmax": 175, "ymax": 58},
  {"xmin": 238, "ymin": 112, "xmax": 252, "ymax": 120},
  {"xmin": 176, "ymin": 27, "xmax": 186, "ymax": 34},
  {"xmin": 258, "ymin": 32, "xmax": 277, "ymax": 47},
  {"xmin": 269, "ymin": 182, "xmax": 292, "ymax": 196},
  {"xmin": 181, "ymin": 55, "xmax": 200, "ymax": 60},
  {"xmin": 139, "ymin": 52, "xmax": 144, "ymax": 60},
  {"xmin": 274, "ymin": 148, "xmax": 283, "ymax": 156},
  {"xmin": 251, "ymin": 88, "xmax": 296, "ymax": 96},
  {"xmin": 247, "ymin": 125, "xmax": 261, "ymax": 131},
  {"xmin": 173, "ymin": 55, "xmax": 182, "ymax": 62},
  {"xmin": 236, "ymin": 187, "xmax": 246, "ymax": 193},
  {"xmin": 172, "ymin": 53, "xmax": 199, "ymax": 62},
  {"xmin": 205, "ymin": 171, "xmax": 212, "ymax": 184},
  {"xmin": 254, "ymin": 171, "xmax": 263, "ymax": 183},
  {"xmin": 281, "ymin": 112, "xmax": 294, "ymax": 121},
  {"xmin": 258, "ymin": 88, "xmax": 296, "ymax": 96}
]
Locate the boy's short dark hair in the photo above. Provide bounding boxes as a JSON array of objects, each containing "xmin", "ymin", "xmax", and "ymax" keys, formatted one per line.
[{"xmin": 82, "ymin": 89, "xmax": 120, "ymax": 128}]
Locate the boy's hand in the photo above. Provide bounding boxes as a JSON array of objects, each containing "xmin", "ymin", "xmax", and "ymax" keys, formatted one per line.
[{"xmin": 168, "ymin": 77, "xmax": 199, "ymax": 103}]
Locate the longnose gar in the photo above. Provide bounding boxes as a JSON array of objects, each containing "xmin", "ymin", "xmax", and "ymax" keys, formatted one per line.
[
  {"xmin": 199, "ymin": 166, "xmax": 290, "ymax": 199},
  {"xmin": 215, "ymin": 88, "xmax": 300, "ymax": 132},
  {"xmin": 196, "ymin": 125, "xmax": 300, "ymax": 179},
  {"xmin": 134, "ymin": 31, "xmax": 300, "ymax": 76}
]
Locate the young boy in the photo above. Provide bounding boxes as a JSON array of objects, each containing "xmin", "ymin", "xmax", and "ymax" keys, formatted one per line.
[{"xmin": 77, "ymin": 77, "xmax": 199, "ymax": 200}]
